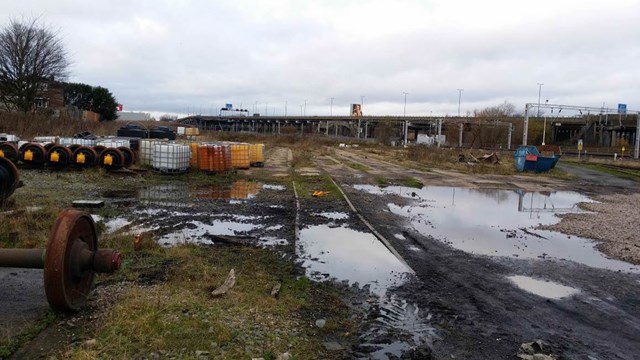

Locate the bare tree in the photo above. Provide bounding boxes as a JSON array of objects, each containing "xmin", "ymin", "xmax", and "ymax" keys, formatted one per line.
[
  {"xmin": 468, "ymin": 101, "xmax": 517, "ymax": 148},
  {"xmin": 0, "ymin": 18, "xmax": 69, "ymax": 112}
]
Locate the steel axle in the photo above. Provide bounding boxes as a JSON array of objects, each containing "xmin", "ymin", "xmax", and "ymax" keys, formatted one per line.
[{"xmin": 0, "ymin": 208, "xmax": 122, "ymax": 312}]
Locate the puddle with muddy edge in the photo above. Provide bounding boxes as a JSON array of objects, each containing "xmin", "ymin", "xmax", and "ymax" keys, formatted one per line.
[
  {"xmin": 354, "ymin": 185, "xmax": 640, "ymax": 273},
  {"xmin": 297, "ymin": 214, "xmax": 437, "ymax": 358},
  {"xmin": 507, "ymin": 275, "xmax": 580, "ymax": 299}
]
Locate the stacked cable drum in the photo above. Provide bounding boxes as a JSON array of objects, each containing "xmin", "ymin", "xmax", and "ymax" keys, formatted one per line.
[
  {"xmin": 228, "ymin": 143, "xmax": 250, "ymax": 169},
  {"xmin": 140, "ymin": 139, "xmax": 169, "ymax": 166},
  {"xmin": 152, "ymin": 143, "xmax": 190, "ymax": 174},
  {"xmin": 249, "ymin": 144, "xmax": 265, "ymax": 167}
]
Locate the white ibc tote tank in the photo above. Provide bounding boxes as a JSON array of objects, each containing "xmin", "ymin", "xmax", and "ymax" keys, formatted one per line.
[
  {"xmin": 152, "ymin": 143, "xmax": 190, "ymax": 173},
  {"xmin": 97, "ymin": 138, "xmax": 130, "ymax": 148},
  {"xmin": 140, "ymin": 139, "xmax": 169, "ymax": 166},
  {"xmin": 59, "ymin": 138, "xmax": 97, "ymax": 147}
]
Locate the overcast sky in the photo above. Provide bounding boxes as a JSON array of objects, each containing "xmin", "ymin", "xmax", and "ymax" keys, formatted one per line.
[{"xmin": 4, "ymin": 0, "xmax": 640, "ymax": 117}]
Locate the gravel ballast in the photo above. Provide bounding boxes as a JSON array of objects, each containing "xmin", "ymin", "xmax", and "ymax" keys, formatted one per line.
[{"xmin": 540, "ymin": 193, "xmax": 640, "ymax": 265}]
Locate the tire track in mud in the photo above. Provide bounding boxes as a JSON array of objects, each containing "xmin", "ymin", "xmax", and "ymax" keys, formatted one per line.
[
  {"xmin": 294, "ymin": 160, "xmax": 440, "ymax": 359},
  {"xmin": 317, "ymin": 153, "xmax": 640, "ymax": 359}
]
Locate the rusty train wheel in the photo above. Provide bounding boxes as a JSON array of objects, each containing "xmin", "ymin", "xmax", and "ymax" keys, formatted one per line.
[
  {"xmin": 117, "ymin": 147, "xmax": 135, "ymax": 167},
  {"xmin": 93, "ymin": 145, "xmax": 107, "ymax": 157},
  {"xmin": 99, "ymin": 148, "xmax": 125, "ymax": 170},
  {"xmin": 44, "ymin": 209, "xmax": 98, "ymax": 312},
  {"xmin": 47, "ymin": 145, "xmax": 73, "ymax": 168},
  {"xmin": 73, "ymin": 146, "xmax": 98, "ymax": 167},
  {"xmin": 0, "ymin": 142, "xmax": 20, "ymax": 163},
  {"xmin": 0, "ymin": 157, "xmax": 19, "ymax": 205},
  {"xmin": 21, "ymin": 143, "xmax": 47, "ymax": 166},
  {"xmin": 67, "ymin": 144, "xmax": 81, "ymax": 153}
]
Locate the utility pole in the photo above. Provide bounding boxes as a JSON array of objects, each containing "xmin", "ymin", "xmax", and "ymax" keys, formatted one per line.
[
  {"xmin": 403, "ymin": 92, "xmax": 408, "ymax": 117},
  {"xmin": 537, "ymin": 83, "xmax": 544, "ymax": 117},
  {"xmin": 330, "ymin": 97, "xmax": 334, "ymax": 116},
  {"xmin": 403, "ymin": 92, "xmax": 408, "ymax": 145},
  {"xmin": 457, "ymin": 89, "xmax": 464, "ymax": 116}
]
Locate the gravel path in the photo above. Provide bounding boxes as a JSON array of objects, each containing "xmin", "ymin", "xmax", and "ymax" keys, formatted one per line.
[{"xmin": 541, "ymin": 193, "xmax": 640, "ymax": 265}]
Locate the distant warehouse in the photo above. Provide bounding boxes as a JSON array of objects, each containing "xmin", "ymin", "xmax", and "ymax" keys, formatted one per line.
[{"xmin": 116, "ymin": 111, "xmax": 153, "ymax": 121}]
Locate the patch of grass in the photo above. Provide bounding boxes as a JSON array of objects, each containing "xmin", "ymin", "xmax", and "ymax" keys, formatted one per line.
[
  {"xmin": 399, "ymin": 177, "xmax": 424, "ymax": 188},
  {"xmin": 0, "ymin": 312, "xmax": 57, "ymax": 358},
  {"xmin": 348, "ymin": 162, "xmax": 369, "ymax": 172},
  {"xmin": 70, "ymin": 245, "xmax": 352, "ymax": 359},
  {"xmin": 293, "ymin": 174, "xmax": 342, "ymax": 200},
  {"xmin": 375, "ymin": 176, "xmax": 391, "ymax": 187},
  {"xmin": 575, "ymin": 163, "xmax": 640, "ymax": 182}
]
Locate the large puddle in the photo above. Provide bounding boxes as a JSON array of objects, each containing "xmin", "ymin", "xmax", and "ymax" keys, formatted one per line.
[
  {"xmin": 297, "ymin": 213, "xmax": 436, "ymax": 358},
  {"xmin": 297, "ymin": 223, "xmax": 410, "ymax": 295},
  {"xmin": 97, "ymin": 181, "xmax": 290, "ymax": 248},
  {"xmin": 354, "ymin": 185, "xmax": 640, "ymax": 273}
]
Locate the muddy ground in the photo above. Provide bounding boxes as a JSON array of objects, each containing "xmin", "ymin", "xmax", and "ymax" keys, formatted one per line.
[{"xmin": 1, "ymin": 144, "xmax": 640, "ymax": 359}]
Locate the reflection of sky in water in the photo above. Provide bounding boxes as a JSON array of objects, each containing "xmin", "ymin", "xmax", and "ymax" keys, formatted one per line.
[
  {"xmin": 159, "ymin": 220, "xmax": 261, "ymax": 246},
  {"xmin": 316, "ymin": 212, "xmax": 350, "ymax": 220},
  {"xmin": 508, "ymin": 275, "xmax": 580, "ymax": 299},
  {"xmin": 354, "ymin": 185, "xmax": 639, "ymax": 273},
  {"xmin": 298, "ymin": 224, "xmax": 411, "ymax": 295}
]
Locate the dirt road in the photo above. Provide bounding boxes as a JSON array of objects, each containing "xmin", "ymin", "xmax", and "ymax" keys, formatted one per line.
[{"xmin": 317, "ymin": 147, "xmax": 640, "ymax": 359}]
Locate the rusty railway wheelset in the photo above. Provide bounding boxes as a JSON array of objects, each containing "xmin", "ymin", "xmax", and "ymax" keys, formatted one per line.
[{"xmin": 0, "ymin": 157, "xmax": 122, "ymax": 312}]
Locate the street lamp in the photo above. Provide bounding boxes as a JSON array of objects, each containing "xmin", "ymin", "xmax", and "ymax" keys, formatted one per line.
[
  {"xmin": 457, "ymin": 89, "xmax": 464, "ymax": 116},
  {"xmin": 542, "ymin": 99, "xmax": 549, "ymax": 145},
  {"xmin": 403, "ymin": 92, "xmax": 409, "ymax": 146},
  {"xmin": 537, "ymin": 83, "xmax": 544, "ymax": 117},
  {"xmin": 330, "ymin": 97, "xmax": 334, "ymax": 116},
  {"xmin": 403, "ymin": 92, "xmax": 408, "ymax": 117}
]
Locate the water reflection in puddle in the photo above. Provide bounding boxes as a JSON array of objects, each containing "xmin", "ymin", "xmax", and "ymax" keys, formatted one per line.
[
  {"xmin": 354, "ymin": 185, "xmax": 640, "ymax": 273},
  {"xmin": 195, "ymin": 180, "xmax": 261, "ymax": 200},
  {"xmin": 316, "ymin": 212, "xmax": 349, "ymax": 220},
  {"xmin": 159, "ymin": 219, "xmax": 261, "ymax": 246},
  {"xmin": 508, "ymin": 275, "xmax": 580, "ymax": 299},
  {"xmin": 298, "ymin": 224, "xmax": 411, "ymax": 295}
]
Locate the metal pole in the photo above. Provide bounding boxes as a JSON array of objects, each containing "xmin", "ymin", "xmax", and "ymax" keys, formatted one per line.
[
  {"xmin": 404, "ymin": 120, "xmax": 408, "ymax": 146},
  {"xmin": 364, "ymin": 120, "xmax": 368, "ymax": 139},
  {"xmin": 635, "ymin": 115, "xmax": 640, "ymax": 159},
  {"xmin": 523, "ymin": 104, "xmax": 530, "ymax": 145},
  {"xmin": 457, "ymin": 89, "xmax": 464, "ymax": 116},
  {"xmin": 508, "ymin": 123, "xmax": 513, "ymax": 150},
  {"xmin": 326, "ymin": 121, "xmax": 329, "ymax": 135},
  {"xmin": 437, "ymin": 118, "xmax": 442, "ymax": 148},
  {"xmin": 537, "ymin": 83, "xmax": 544, "ymax": 117},
  {"xmin": 459, "ymin": 123, "xmax": 463, "ymax": 147},
  {"xmin": 542, "ymin": 117, "xmax": 547, "ymax": 145},
  {"xmin": 357, "ymin": 118, "xmax": 361, "ymax": 139},
  {"xmin": 403, "ymin": 92, "xmax": 408, "ymax": 117},
  {"xmin": 330, "ymin": 98, "xmax": 334, "ymax": 116}
]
